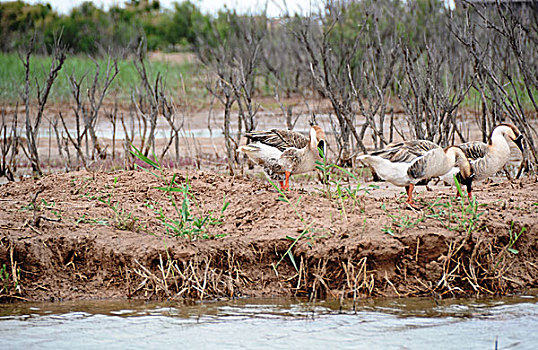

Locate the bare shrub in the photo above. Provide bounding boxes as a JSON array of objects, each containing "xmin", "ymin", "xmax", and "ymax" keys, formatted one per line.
[
  {"xmin": 0, "ymin": 107, "xmax": 21, "ymax": 180},
  {"xmin": 55, "ymin": 55, "xmax": 119, "ymax": 171},
  {"xmin": 398, "ymin": 41, "xmax": 475, "ymax": 146},
  {"xmin": 195, "ymin": 12, "xmax": 267, "ymax": 174},
  {"xmin": 21, "ymin": 38, "xmax": 66, "ymax": 176},
  {"xmin": 132, "ymin": 41, "xmax": 162, "ymax": 158},
  {"xmin": 292, "ymin": 7, "xmax": 363, "ymax": 165},
  {"xmin": 450, "ymin": 1, "xmax": 538, "ymax": 168}
]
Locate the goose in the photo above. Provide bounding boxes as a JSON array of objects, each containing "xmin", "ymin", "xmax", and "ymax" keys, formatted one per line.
[
  {"xmin": 238, "ymin": 126, "xmax": 326, "ymax": 190},
  {"xmin": 358, "ymin": 140, "xmax": 474, "ymax": 207},
  {"xmin": 439, "ymin": 124, "xmax": 524, "ymax": 197}
]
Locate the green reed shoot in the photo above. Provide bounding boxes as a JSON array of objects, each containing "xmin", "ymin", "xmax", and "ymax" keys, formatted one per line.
[
  {"xmin": 0, "ymin": 263, "xmax": 21, "ymax": 297},
  {"xmin": 495, "ymin": 222, "xmax": 527, "ymax": 270},
  {"xmin": 381, "ymin": 203, "xmax": 425, "ymax": 235},
  {"xmin": 507, "ymin": 222, "xmax": 526, "ymax": 255},
  {"xmin": 267, "ymin": 177, "xmax": 311, "ymax": 272},
  {"xmin": 315, "ymin": 146, "xmax": 376, "ymax": 215},
  {"xmin": 424, "ymin": 176, "xmax": 484, "ymax": 235},
  {"xmin": 131, "ymin": 144, "xmax": 229, "ymax": 239}
]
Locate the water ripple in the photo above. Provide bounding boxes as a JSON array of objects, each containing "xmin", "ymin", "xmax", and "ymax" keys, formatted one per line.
[{"xmin": 0, "ymin": 294, "xmax": 537, "ymax": 350}]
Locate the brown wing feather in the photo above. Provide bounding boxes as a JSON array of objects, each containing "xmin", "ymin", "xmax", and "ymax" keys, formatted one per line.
[
  {"xmin": 371, "ymin": 140, "xmax": 439, "ymax": 163},
  {"xmin": 245, "ymin": 129, "xmax": 309, "ymax": 151},
  {"xmin": 407, "ymin": 156, "xmax": 428, "ymax": 180},
  {"xmin": 407, "ymin": 147, "xmax": 440, "ymax": 180},
  {"xmin": 459, "ymin": 141, "xmax": 489, "ymax": 160},
  {"xmin": 407, "ymin": 158, "xmax": 426, "ymax": 179}
]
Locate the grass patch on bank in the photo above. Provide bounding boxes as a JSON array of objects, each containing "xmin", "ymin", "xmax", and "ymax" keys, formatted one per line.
[{"xmin": 131, "ymin": 145, "xmax": 229, "ymax": 240}]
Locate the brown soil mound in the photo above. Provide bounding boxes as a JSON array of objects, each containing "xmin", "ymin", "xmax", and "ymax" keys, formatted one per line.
[{"xmin": 0, "ymin": 169, "xmax": 537, "ymax": 302}]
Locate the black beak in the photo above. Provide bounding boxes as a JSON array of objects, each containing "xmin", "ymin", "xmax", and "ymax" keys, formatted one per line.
[
  {"xmin": 465, "ymin": 174, "xmax": 474, "ymax": 195},
  {"xmin": 456, "ymin": 171, "xmax": 475, "ymax": 193},
  {"xmin": 317, "ymin": 140, "xmax": 326, "ymax": 159},
  {"xmin": 514, "ymin": 134, "xmax": 524, "ymax": 153}
]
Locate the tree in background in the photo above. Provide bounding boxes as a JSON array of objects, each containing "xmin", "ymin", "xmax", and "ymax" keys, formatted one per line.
[
  {"xmin": 0, "ymin": 1, "xmax": 55, "ymax": 52},
  {"xmin": 0, "ymin": 0, "xmax": 210, "ymax": 55}
]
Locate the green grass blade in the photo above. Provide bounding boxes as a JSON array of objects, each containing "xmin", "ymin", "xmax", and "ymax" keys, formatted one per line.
[{"xmin": 130, "ymin": 143, "xmax": 161, "ymax": 170}]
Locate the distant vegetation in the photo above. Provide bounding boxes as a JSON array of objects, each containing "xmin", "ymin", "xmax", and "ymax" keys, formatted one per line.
[
  {"xmin": 0, "ymin": 0, "xmax": 212, "ymax": 54},
  {"xmin": 0, "ymin": 52, "xmax": 201, "ymax": 101}
]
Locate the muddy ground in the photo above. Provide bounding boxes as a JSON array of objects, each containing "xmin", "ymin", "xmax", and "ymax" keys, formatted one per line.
[{"xmin": 0, "ymin": 168, "xmax": 537, "ymax": 302}]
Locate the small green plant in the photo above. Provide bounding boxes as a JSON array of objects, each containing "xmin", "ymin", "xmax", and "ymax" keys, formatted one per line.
[
  {"xmin": 507, "ymin": 222, "xmax": 526, "ymax": 255},
  {"xmin": 97, "ymin": 177, "xmax": 140, "ymax": 231},
  {"xmin": 268, "ymin": 176, "xmax": 304, "ymax": 220},
  {"xmin": 152, "ymin": 174, "xmax": 229, "ymax": 238},
  {"xmin": 75, "ymin": 214, "xmax": 109, "ymax": 226},
  {"xmin": 381, "ymin": 225, "xmax": 395, "ymax": 236},
  {"xmin": 273, "ymin": 225, "xmax": 313, "ymax": 272},
  {"xmin": 0, "ymin": 263, "xmax": 21, "ymax": 298},
  {"xmin": 495, "ymin": 222, "xmax": 527, "ymax": 270},
  {"xmin": 41, "ymin": 199, "xmax": 62, "ymax": 218},
  {"xmin": 20, "ymin": 198, "xmax": 60, "ymax": 216},
  {"xmin": 131, "ymin": 145, "xmax": 229, "ymax": 239},
  {"xmin": 381, "ymin": 203, "xmax": 425, "ymax": 235},
  {"xmin": 0, "ymin": 264, "xmax": 11, "ymax": 293},
  {"xmin": 267, "ymin": 178, "xmax": 317, "ymax": 272},
  {"xmin": 72, "ymin": 176, "xmax": 95, "ymax": 195},
  {"xmin": 315, "ymin": 147, "xmax": 377, "ymax": 217},
  {"xmin": 81, "ymin": 176, "xmax": 141, "ymax": 231},
  {"xmin": 424, "ymin": 177, "xmax": 485, "ymax": 235}
]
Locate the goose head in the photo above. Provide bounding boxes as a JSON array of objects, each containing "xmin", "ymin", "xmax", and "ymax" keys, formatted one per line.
[
  {"xmin": 495, "ymin": 124, "xmax": 524, "ymax": 153},
  {"xmin": 447, "ymin": 146, "xmax": 475, "ymax": 194},
  {"xmin": 309, "ymin": 125, "xmax": 327, "ymax": 159}
]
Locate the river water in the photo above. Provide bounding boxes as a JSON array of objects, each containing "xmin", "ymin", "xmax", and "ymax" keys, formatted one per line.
[{"xmin": 1, "ymin": 293, "xmax": 537, "ymax": 349}]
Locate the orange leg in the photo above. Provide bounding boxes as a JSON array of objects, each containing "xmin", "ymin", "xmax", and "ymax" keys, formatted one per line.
[
  {"xmin": 405, "ymin": 184, "xmax": 419, "ymax": 208},
  {"xmin": 405, "ymin": 184, "xmax": 414, "ymax": 204},
  {"xmin": 279, "ymin": 180, "xmax": 284, "ymax": 190}
]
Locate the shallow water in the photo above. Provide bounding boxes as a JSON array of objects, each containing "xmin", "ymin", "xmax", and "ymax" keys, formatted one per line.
[{"xmin": 1, "ymin": 293, "xmax": 537, "ymax": 349}]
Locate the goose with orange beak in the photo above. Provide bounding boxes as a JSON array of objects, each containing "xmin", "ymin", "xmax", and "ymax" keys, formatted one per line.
[
  {"xmin": 239, "ymin": 126, "xmax": 326, "ymax": 190},
  {"xmin": 359, "ymin": 140, "xmax": 474, "ymax": 207}
]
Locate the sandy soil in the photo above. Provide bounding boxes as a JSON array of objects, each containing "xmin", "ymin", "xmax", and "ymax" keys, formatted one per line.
[{"xmin": 0, "ymin": 168, "xmax": 537, "ymax": 302}]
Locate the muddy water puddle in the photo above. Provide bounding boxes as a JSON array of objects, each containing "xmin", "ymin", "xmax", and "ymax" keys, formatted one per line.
[{"xmin": 1, "ymin": 293, "xmax": 537, "ymax": 349}]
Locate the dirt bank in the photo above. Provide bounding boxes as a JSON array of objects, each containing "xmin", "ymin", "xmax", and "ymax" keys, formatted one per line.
[{"xmin": 0, "ymin": 169, "xmax": 537, "ymax": 302}]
